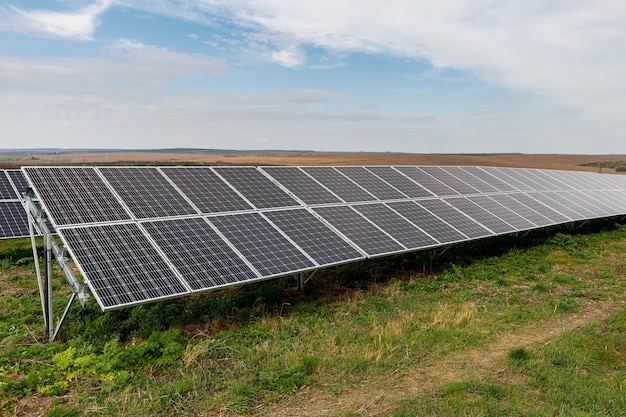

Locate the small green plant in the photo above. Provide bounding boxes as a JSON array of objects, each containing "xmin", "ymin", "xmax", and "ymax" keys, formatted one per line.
[{"xmin": 508, "ymin": 347, "xmax": 531, "ymax": 362}]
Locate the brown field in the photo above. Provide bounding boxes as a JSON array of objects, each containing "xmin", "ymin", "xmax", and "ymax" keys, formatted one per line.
[{"xmin": 6, "ymin": 151, "xmax": 626, "ymax": 172}]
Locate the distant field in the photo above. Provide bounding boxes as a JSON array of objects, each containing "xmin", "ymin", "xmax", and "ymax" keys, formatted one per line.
[{"xmin": 3, "ymin": 151, "xmax": 626, "ymax": 172}]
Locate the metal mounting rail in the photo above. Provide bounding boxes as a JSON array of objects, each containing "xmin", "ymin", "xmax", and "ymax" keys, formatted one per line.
[{"xmin": 24, "ymin": 191, "xmax": 89, "ymax": 342}]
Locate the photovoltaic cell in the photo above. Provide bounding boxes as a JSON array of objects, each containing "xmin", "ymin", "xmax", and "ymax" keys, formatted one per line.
[
  {"xmin": 301, "ymin": 167, "xmax": 376, "ymax": 202},
  {"xmin": 395, "ymin": 167, "xmax": 459, "ymax": 196},
  {"xmin": 541, "ymin": 170, "xmax": 584, "ymax": 190},
  {"xmin": 23, "ymin": 167, "xmax": 132, "ymax": 226},
  {"xmin": 526, "ymin": 170, "xmax": 570, "ymax": 191},
  {"xmin": 0, "ymin": 202, "xmax": 32, "ymax": 239},
  {"xmin": 312, "ymin": 205, "xmax": 404, "ymax": 256},
  {"xmin": 99, "ymin": 167, "xmax": 198, "ymax": 219},
  {"xmin": 507, "ymin": 193, "xmax": 570, "ymax": 224},
  {"xmin": 485, "ymin": 194, "xmax": 552, "ymax": 227},
  {"xmin": 493, "ymin": 168, "xmax": 543, "ymax": 191},
  {"xmin": 214, "ymin": 167, "xmax": 300, "ymax": 209},
  {"xmin": 445, "ymin": 197, "xmax": 516, "ymax": 234},
  {"xmin": 561, "ymin": 191, "xmax": 612, "ymax": 217},
  {"xmin": 441, "ymin": 167, "xmax": 500, "ymax": 193},
  {"xmin": 513, "ymin": 168, "xmax": 561, "ymax": 191},
  {"xmin": 417, "ymin": 199, "xmax": 492, "ymax": 239},
  {"xmin": 142, "ymin": 217, "xmax": 258, "ymax": 290},
  {"xmin": 336, "ymin": 167, "xmax": 406, "ymax": 200},
  {"xmin": 263, "ymin": 208, "xmax": 364, "ymax": 265},
  {"xmin": 60, "ymin": 223, "xmax": 189, "ymax": 310},
  {"xmin": 533, "ymin": 192, "xmax": 586, "ymax": 221},
  {"xmin": 365, "ymin": 166, "xmax": 433, "ymax": 198},
  {"xmin": 7, "ymin": 170, "xmax": 30, "ymax": 196},
  {"xmin": 160, "ymin": 167, "xmax": 253, "ymax": 213},
  {"xmin": 581, "ymin": 191, "xmax": 624, "ymax": 215},
  {"xmin": 352, "ymin": 203, "xmax": 438, "ymax": 249},
  {"xmin": 420, "ymin": 166, "xmax": 480, "ymax": 195},
  {"xmin": 459, "ymin": 167, "xmax": 517, "ymax": 192},
  {"xmin": 260, "ymin": 167, "xmax": 342, "ymax": 205},
  {"xmin": 483, "ymin": 168, "xmax": 529, "ymax": 191},
  {"xmin": 208, "ymin": 212, "xmax": 315, "ymax": 276},
  {"xmin": 387, "ymin": 200, "xmax": 466, "ymax": 243},
  {"xmin": 469, "ymin": 195, "xmax": 538, "ymax": 229},
  {"xmin": 0, "ymin": 173, "xmax": 17, "ymax": 199}
]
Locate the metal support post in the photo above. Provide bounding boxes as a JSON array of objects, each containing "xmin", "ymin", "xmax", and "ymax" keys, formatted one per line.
[
  {"xmin": 295, "ymin": 270, "xmax": 318, "ymax": 292},
  {"xmin": 24, "ymin": 192, "xmax": 89, "ymax": 342}
]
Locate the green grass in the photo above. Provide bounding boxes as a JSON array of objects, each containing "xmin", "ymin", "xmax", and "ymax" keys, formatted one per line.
[{"xmin": 1, "ymin": 220, "xmax": 626, "ymax": 415}]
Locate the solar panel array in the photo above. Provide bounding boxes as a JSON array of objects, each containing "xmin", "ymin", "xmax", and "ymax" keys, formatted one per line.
[
  {"xmin": 0, "ymin": 170, "xmax": 36, "ymax": 239},
  {"xmin": 22, "ymin": 166, "xmax": 626, "ymax": 311}
]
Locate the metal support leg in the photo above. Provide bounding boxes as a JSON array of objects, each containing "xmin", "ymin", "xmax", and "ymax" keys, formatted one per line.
[
  {"xmin": 45, "ymin": 235, "xmax": 54, "ymax": 342},
  {"xmin": 295, "ymin": 270, "xmax": 318, "ymax": 292},
  {"xmin": 296, "ymin": 272, "xmax": 305, "ymax": 292}
]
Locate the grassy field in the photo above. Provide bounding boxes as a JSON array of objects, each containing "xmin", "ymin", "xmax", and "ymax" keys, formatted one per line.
[{"xmin": 1, "ymin": 218, "xmax": 626, "ymax": 416}]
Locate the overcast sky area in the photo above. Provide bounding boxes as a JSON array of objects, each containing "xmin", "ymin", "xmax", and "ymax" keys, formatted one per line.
[{"xmin": 1, "ymin": 1, "xmax": 625, "ymax": 153}]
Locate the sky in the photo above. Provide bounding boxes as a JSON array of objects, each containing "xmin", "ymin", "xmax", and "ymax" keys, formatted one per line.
[{"xmin": 1, "ymin": 1, "xmax": 625, "ymax": 154}]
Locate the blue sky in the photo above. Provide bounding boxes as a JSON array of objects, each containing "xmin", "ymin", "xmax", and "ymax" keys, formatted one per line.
[{"xmin": 1, "ymin": 1, "xmax": 625, "ymax": 153}]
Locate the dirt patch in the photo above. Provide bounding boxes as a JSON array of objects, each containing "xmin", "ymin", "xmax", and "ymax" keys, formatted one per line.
[{"xmin": 267, "ymin": 299, "xmax": 623, "ymax": 416}]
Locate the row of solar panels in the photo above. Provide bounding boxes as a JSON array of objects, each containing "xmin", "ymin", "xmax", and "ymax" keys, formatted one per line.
[
  {"xmin": 18, "ymin": 166, "xmax": 626, "ymax": 311},
  {"xmin": 0, "ymin": 169, "xmax": 35, "ymax": 240}
]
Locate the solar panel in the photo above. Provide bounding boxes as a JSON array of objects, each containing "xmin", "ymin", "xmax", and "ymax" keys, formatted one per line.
[
  {"xmin": 485, "ymin": 194, "xmax": 553, "ymax": 228},
  {"xmin": 420, "ymin": 166, "xmax": 480, "ymax": 195},
  {"xmin": 365, "ymin": 166, "xmax": 433, "ymax": 198},
  {"xmin": 207, "ymin": 212, "xmax": 315, "ymax": 276},
  {"xmin": 582, "ymin": 190, "xmax": 626, "ymax": 214},
  {"xmin": 444, "ymin": 197, "xmax": 517, "ymax": 234},
  {"xmin": 352, "ymin": 203, "xmax": 439, "ymax": 249},
  {"xmin": 561, "ymin": 191, "xmax": 613, "ymax": 217},
  {"xmin": 160, "ymin": 167, "xmax": 253, "ymax": 213},
  {"xmin": 386, "ymin": 201, "xmax": 466, "ymax": 244},
  {"xmin": 312, "ymin": 205, "xmax": 404, "ymax": 256},
  {"xmin": 260, "ymin": 167, "xmax": 342, "ymax": 205},
  {"xmin": 301, "ymin": 167, "xmax": 376, "ymax": 202},
  {"xmin": 0, "ymin": 201, "xmax": 32, "ymax": 240},
  {"xmin": 482, "ymin": 168, "xmax": 528, "ymax": 191},
  {"xmin": 541, "ymin": 170, "xmax": 586, "ymax": 190},
  {"xmin": 515, "ymin": 169, "xmax": 555, "ymax": 191},
  {"xmin": 492, "ymin": 168, "xmax": 543, "ymax": 191},
  {"xmin": 98, "ymin": 167, "xmax": 198, "ymax": 219},
  {"xmin": 507, "ymin": 193, "xmax": 570, "ymax": 224},
  {"xmin": 23, "ymin": 167, "xmax": 132, "ymax": 227},
  {"xmin": 395, "ymin": 166, "xmax": 459, "ymax": 196},
  {"xmin": 417, "ymin": 199, "xmax": 492, "ymax": 239},
  {"xmin": 579, "ymin": 191, "xmax": 622, "ymax": 216},
  {"xmin": 263, "ymin": 208, "xmax": 365, "ymax": 266},
  {"xmin": 21, "ymin": 164, "xmax": 626, "ymax": 316},
  {"xmin": 441, "ymin": 167, "xmax": 500, "ymax": 193},
  {"xmin": 0, "ymin": 172, "xmax": 18, "ymax": 199},
  {"xmin": 214, "ymin": 167, "xmax": 300, "ymax": 209},
  {"xmin": 335, "ymin": 167, "xmax": 407, "ymax": 200},
  {"xmin": 7, "ymin": 170, "xmax": 30, "ymax": 195},
  {"xmin": 59, "ymin": 223, "xmax": 189, "ymax": 310},
  {"xmin": 459, "ymin": 167, "xmax": 517, "ymax": 192},
  {"xmin": 142, "ymin": 217, "xmax": 259, "ymax": 290},
  {"xmin": 533, "ymin": 192, "xmax": 586, "ymax": 221}
]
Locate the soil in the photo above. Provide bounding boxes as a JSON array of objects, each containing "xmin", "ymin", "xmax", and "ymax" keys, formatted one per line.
[{"xmin": 6, "ymin": 151, "xmax": 626, "ymax": 173}]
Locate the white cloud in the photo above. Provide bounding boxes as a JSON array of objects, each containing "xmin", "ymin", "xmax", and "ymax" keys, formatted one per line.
[
  {"xmin": 0, "ymin": 0, "xmax": 113, "ymax": 40},
  {"xmin": 0, "ymin": 40, "xmax": 228, "ymax": 93},
  {"xmin": 117, "ymin": 1, "xmax": 626, "ymax": 126}
]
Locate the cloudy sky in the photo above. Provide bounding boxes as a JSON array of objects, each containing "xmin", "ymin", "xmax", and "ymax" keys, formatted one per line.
[{"xmin": 1, "ymin": 1, "xmax": 625, "ymax": 153}]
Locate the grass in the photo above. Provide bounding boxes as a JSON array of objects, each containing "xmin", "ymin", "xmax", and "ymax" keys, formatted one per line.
[{"xmin": 1, "ymin": 220, "xmax": 626, "ymax": 416}]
